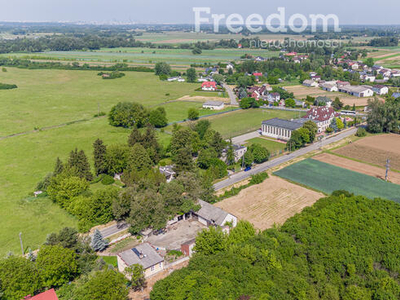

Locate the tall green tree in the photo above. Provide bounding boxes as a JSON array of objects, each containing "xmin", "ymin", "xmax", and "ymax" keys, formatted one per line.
[
  {"xmin": 188, "ymin": 108, "xmax": 199, "ymax": 120},
  {"xmin": 127, "ymin": 143, "xmax": 153, "ymax": 173},
  {"xmin": 54, "ymin": 157, "xmax": 64, "ymax": 176},
  {"xmin": 36, "ymin": 245, "xmax": 78, "ymax": 288},
  {"xmin": 149, "ymin": 107, "xmax": 168, "ymax": 128},
  {"xmin": 186, "ymin": 68, "xmax": 197, "ymax": 83},
  {"xmin": 91, "ymin": 229, "xmax": 108, "ymax": 252},
  {"xmin": 93, "ymin": 139, "xmax": 107, "ymax": 176},
  {"xmin": 155, "ymin": 62, "xmax": 171, "ymax": 76},
  {"xmin": 125, "ymin": 264, "xmax": 146, "ymax": 291},
  {"xmin": 68, "ymin": 148, "xmax": 93, "ymax": 181}
]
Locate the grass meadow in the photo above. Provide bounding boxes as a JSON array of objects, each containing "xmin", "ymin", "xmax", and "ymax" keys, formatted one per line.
[
  {"xmin": 245, "ymin": 137, "xmax": 286, "ymax": 155},
  {"xmin": 274, "ymin": 159, "xmax": 400, "ymax": 203}
]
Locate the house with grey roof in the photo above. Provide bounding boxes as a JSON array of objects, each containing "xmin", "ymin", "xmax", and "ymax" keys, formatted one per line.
[
  {"xmin": 261, "ymin": 118, "xmax": 304, "ymax": 141},
  {"xmin": 193, "ymin": 200, "xmax": 237, "ymax": 228},
  {"xmin": 392, "ymin": 93, "xmax": 400, "ymax": 99},
  {"xmin": 117, "ymin": 243, "xmax": 164, "ymax": 278}
]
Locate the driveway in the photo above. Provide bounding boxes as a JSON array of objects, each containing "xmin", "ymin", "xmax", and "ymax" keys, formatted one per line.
[
  {"xmin": 223, "ymin": 83, "xmax": 238, "ymax": 106},
  {"xmin": 231, "ymin": 131, "xmax": 260, "ymax": 145},
  {"xmin": 214, "ymin": 127, "xmax": 357, "ymax": 190}
]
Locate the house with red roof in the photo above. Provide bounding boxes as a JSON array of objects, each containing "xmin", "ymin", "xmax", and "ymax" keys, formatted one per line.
[
  {"xmin": 24, "ymin": 289, "xmax": 58, "ymax": 300},
  {"xmin": 303, "ymin": 107, "xmax": 340, "ymax": 133},
  {"xmin": 201, "ymin": 81, "xmax": 217, "ymax": 91}
]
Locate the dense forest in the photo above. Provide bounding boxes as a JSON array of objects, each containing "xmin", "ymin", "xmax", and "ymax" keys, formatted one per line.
[{"xmin": 151, "ymin": 192, "xmax": 400, "ymax": 299}]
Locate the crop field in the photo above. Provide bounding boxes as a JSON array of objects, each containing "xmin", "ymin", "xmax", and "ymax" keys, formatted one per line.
[
  {"xmin": 285, "ymin": 85, "xmax": 373, "ymax": 106},
  {"xmin": 313, "ymin": 153, "xmax": 400, "ymax": 185},
  {"xmin": 333, "ymin": 134, "xmax": 400, "ymax": 171},
  {"xmin": 274, "ymin": 158, "xmax": 400, "ymax": 203},
  {"xmin": 245, "ymin": 137, "xmax": 286, "ymax": 155},
  {"xmin": 134, "ymin": 31, "xmax": 314, "ymax": 44},
  {"xmin": 215, "ymin": 176, "xmax": 324, "ymax": 230}
]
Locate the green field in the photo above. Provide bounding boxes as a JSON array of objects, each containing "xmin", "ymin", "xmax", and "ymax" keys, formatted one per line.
[
  {"xmin": 274, "ymin": 159, "xmax": 400, "ymax": 203},
  {"xmin": 207, "ymin": 109, "xmax": 302, "ymax": 138},
  {"xmin": 0, "ymin": 68, "xmax": 229, "ymax": 136},
  {"xmin": 0, "ymin": 47, "xmax": 279, "ymax": 67},
  {"xmin": 245, "ymin": 137, "xmax": 286, "ymax": 155}
]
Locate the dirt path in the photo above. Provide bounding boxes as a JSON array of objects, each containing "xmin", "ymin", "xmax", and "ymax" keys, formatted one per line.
[
  {"xmin": 177, "ymin": 95, "xmax": 230, "ymax": 102},
  {"xmin": 215, "ymin": 176, "xmax": 324, "ymax": 230},
  {"xmin": 313, "ymin": 153, "xmax": 400, "ymax": 185}
]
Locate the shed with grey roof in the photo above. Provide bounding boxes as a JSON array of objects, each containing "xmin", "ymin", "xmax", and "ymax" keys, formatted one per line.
[
  {"xmin": 194, "ymin": 200, "xmax": 237, "ymax": 227},
  {"xmin": 203, "ymin": 101, "xmax": 225, "ymax": 110}
]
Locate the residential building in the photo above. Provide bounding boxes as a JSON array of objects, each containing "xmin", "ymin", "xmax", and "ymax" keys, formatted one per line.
[
  {"xmin": 159, "ymin": 165, "xmax": 176, "ymax": 183},
  {"xmin": 321, "ymin": 83, "xmax": 338, "ymax": 92},
  {"xmin": 302, "ymin": 106, "xmax": 340, "ymax": 133},
  {"xmin": 232, "ymin": 145, "xmax": 247, "ymax": 162},
  {"xmin": 267, "ymin": 92, "xmax": 281, "ymax": 103},
  {"xmin": 392, "ymin": 93, "xmax": 400, "ymax": 99},
  {"xmin": 194, "ymin": 200, "xmax": 238, "ymax": 228},
  {"xmin": 203, "ymin": 101, "xmax": 225, "ymax": 110},
  {"xmin": 24, "ymin": 289, "xmax": 59, "ymax": 300},
  {"xmin": 226, "ymin": 63, "xmax": 234, "ymax": 70},
  {"xmin": 372, "ymin": 85, "xmax": 389, "ymax": 95},
  {"xmin": 339, "ymin": 85, "xmax": 374, "ymax": 97},
  {"xmin": 261, "ymin": 118, "xmax": 303, "ymax": 141},
  {"xmin": 248, "ymin": 85, "xmax": 267, "ymax": 100},
  {"xmin": 202, "ymin": 81, "xmax": 217, "ymax": 91},
  {"xmin": 303, "ymin": 79, "xmax": 319, "ymax": 87},
  {"xmin": 118, "ymin": 243, "xmax": 164, "ymax": 278}
]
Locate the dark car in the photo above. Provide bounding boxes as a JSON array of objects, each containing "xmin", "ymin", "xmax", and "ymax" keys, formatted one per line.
[{"xmin": 244, "ymin": 166, "xmax": 251, "ymax": 172}]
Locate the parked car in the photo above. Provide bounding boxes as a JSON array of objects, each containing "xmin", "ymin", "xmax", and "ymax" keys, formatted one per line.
[{"xmin": 244, "ymin": 166, "xmax": 251, "ymax": 172}]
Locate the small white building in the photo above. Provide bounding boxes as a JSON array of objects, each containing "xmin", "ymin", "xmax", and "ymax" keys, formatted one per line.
[
  {"xmin": 117, "ymin": 243, "xmax": 164, "ymax": 278},
  {"xmin": 202, "ymin": 101, "xmax": 225, "ymax": 110},
  {"xmin": 321, "ymin": 83, "xmax": 338, "ymax": 92},
  {"xmin": 194, "ymin": 200, "xmax": 237, "ymax": 228},
  {"xmin": 372, "ymin": 85, "xmax": 389, "ymax": 95},
  {"xmin": 303, "ymin": 80, "xmax": 319, "ymax": 87}
]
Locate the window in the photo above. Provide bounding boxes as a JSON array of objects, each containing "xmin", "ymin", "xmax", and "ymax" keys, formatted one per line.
[{"xmin": 151, "ymin": 266, "xmax": 155, "ymax": 271}]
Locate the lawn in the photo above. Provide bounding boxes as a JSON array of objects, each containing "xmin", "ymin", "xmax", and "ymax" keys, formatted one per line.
[
  {"xmin": 102, "ymin": 256, "xmax": 118, "ymax": 268},
  {"xmin": 207, "ymin": 109, "xmax": 302, "ymax": 138},
  {"xmin": 274, "ymin": 159, "xmax": 400, "ymax": 203},
  {"xmin": 245, "ymin": 137, "xmax": 286, "ymax": 155}
]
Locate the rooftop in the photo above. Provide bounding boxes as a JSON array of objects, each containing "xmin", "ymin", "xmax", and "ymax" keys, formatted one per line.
[
  {"xmin": 196, "ymin": 200, "xmax": 233, "ymax": 227},
  {"xmin": 118, "ymin": 243, "xmax": 163, "ymax": 269},
  {"xmin": 203, "ymin": 100, "xmax": 224, "ymax": 106},
  {"xmin": 262, "ymin": 118, "xmax": 304, "ymax": 131}
]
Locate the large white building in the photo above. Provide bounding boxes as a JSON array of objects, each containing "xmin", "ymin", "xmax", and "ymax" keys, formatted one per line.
[{"xmin": 261, "ymin": 118, "xmax": 304, "ymax": 141}]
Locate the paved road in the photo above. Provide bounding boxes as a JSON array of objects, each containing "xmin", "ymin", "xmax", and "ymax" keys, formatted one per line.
[
  {"xmin": 223, "ymin": 83, "xmax": 238, "ymax": 106},
  {"xmin": 231, "ymin": 131, "xmax": 261, "ymax": 144},
  {"xmin": 214, "ymin": 127, "xmax": 357, "ymax": 190},
  {"xmin": 99, "ymin": 222, "xmax": 129, "ymax": 238}
]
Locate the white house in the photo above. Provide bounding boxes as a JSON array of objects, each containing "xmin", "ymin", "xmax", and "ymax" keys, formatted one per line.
[
  {"xmin": 117, "ymin": 243, "xmax": 164, "ymax": 278},
  {"xmin": 321, "ymin": 83, "xmax": 338, "ymax": 92},
  {"xmin": 372, "ymin": 85, "xmax": 389, "ymax": 95},
  {"xmin": 303, "ymin": 79, "xmax": 319, "ymax": 87},
  {"xmin": 303, "ymin": 106, "xmax": 340, "ymax": 133},
  {"xmin": 202, "ymin": 101, "xmax": 225, "ymax": 110},
  {"xmin": 201, "ymin": 81, "xmax": 217, "ymax": 91}
]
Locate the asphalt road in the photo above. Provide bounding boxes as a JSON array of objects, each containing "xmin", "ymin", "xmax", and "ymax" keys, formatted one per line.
[
  {"xmin": 223, "ymin": 83, "xmax": 238, "ymax": 106},
  {"xmin": 99, "ymin": 222, "xmax": 129, "ymax": 238},
  {"xmin": 214, "ymin": 127, "xmax": 357, "ymax": 190}
]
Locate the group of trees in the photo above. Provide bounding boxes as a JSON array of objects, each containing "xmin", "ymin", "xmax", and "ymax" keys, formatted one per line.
[
  {"xmin": 152, "ymin": 193, "xmax": 400, "ymax": 299},
  {"xmin": 367, "ymin": 98, "xmax": 400, "ymax": 133},
  {"xmin": 108, "ymin": 102, "xmax": 168, "ymax": 128},
  {"xmin": 286, "ymin": 120, "xmax": 318, "ymax": 151},
  {"xmin": 0, "ymin": 227, "xmax": 129, "ymax": 300}
]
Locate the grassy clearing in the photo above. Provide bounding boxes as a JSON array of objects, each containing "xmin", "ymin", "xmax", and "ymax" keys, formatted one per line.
[
  {"xmin": 245, "ymin": 137, "xmax": 286, "ymax": 154},
  {"xmin": 207, "ymin": 109, "xmax": 301, "ymax": 138},
  {"xmin": 274, "ymin": 158, "xmax": 400, "ymax": 203},
  {"xmin": 0, "ymin": 68, "xmax": 203, "ymax": 136}
]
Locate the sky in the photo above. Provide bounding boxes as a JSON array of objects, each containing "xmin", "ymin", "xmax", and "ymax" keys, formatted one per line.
[{"xmin": 0, "ymin": 0, "xmax": 400, "ymax": 25}]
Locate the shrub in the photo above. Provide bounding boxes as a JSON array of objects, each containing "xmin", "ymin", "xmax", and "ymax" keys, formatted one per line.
[
  {"xmin": 356, "ymin": 127, "xmax": 367, "ymax": 137},
  {"xmin": 101, "ymin": 175, "xmax": 115, "ymax": 185}
]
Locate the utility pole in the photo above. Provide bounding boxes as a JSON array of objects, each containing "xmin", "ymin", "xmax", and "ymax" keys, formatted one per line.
[
  {"xmin": 19, "ymin": 232, "xmax": 24, "ymax": 255},
  {"xmin": 97, "ymin": 102, "xmax": 100, "ymax": 116},
  {"xmin": 385, "ymin": 159, "xmax": 390, "ymax": 182}
]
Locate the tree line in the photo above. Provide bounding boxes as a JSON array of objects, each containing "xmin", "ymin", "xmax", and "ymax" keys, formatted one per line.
[{"xmin": 151, "ymin": 192, "xmax": 400, "ymax": 299}]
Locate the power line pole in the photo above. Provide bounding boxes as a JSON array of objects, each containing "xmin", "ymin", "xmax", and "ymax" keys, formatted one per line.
[
  {"xmin": 19, "ymin": 232, "xmax": 24, "ymax": 255},
  {"xmin": 385, "ymin": 159, "xmax": 390, "ymax": 182}
]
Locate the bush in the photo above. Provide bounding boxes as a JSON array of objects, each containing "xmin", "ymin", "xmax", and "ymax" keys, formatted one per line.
[
  {"xmin": 0, "ymin": 82, "xmax": 17, "ymax": 89},
  {"xmin": 356, "ymin": 127, "xmax": 367, "ymax": 137},
  {"xmin": 249, "ymin": 172, "xmax": 269, "ymax": 184},
  {"xmin": 108, "ymin": 102, "xmax": 148, "ymax": 128},
  {"xmin": 101, "ymin": 175, "xmax": 115, "ymax": 185}
]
